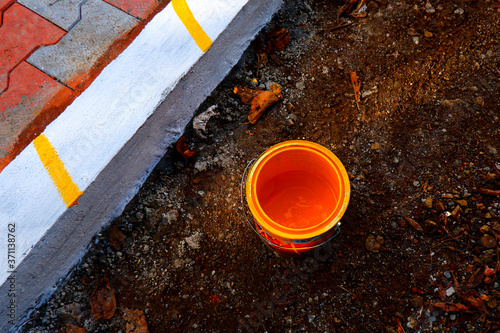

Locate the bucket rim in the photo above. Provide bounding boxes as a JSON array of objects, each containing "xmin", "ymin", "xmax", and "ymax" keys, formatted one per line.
[{"xmin": 245, "ymin": 140, "xmax": 350, "ymax": 240}]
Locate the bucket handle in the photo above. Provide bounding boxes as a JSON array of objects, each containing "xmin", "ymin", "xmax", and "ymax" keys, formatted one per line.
[{"xmin": 239, "ymin": 158, "xmax": 341, "ymax": 251}]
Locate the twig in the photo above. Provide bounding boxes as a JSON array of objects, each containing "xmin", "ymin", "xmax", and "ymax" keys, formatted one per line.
[
  {"xmin": 325, "ymin": 21, "xmax": 353, "ymax": 31},
  {"xmin": 476, "ymin": 188, "xmax": 500, "ymax": 197}
]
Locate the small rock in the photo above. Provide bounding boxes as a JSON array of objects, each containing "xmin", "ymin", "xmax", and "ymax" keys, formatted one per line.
[
  {"xmin": 185, "ymin": 231, "xmax": 202, "ymax": 250},
  {"xmin": 443, "ymin": 271, "xmax": 451, "ymax": 279},
  {"xmin": 451, "ymin": 205, "xmax": 462, "ymax": 217},
  {"xmin": 454, "ymin": 7, "xmax": 464, "ymax": 15},
  {"xmin": 376, "ymin": 235, "xmax": 385, "ymax": 245},
  {"xmin": 365, "ymin": 234, "xmax": 382, "ymax": 252},
  {"xmin": 480, "ymin": 235, "xmax": 497, "ymax": 248},
  {"xmin": 407, "ymin": 316, "xmax": 418, "ymax": 329},
  {"xmin": 424, "ymin": 30, "xmax": 433, "ymax": 38},
  {"xmin": 425, "ymin": 3, "xmax": 435, "ymax": 13},
  {"xmin": 440, "ymin": 99, "xmax": 464, "ymax": 108},
  {"xmin": 480, "ymin": 225, "xmax": 491, "ymax": 233},
  {"xmin": 446, "ymin": 286, "xmax": 455, "ymax": 296},
  {"xmin": 488, "ymin": 146, "xmax": 498, "ymax": 156},
  {"xmin": 371, "ymin": 142, "xmax": 381, "ymax": 150},
  {"xmin": 456, "ymin": 200, "xmax": 467, "ymax": 207},
  {"xmin": 295, "ymin": 80, "xmax": 306, "ymax": 90},
  {"xmin": 162, "ymin": 210, "xmax": 179, "ymax": 225},
  {"xmin": 423, "ymin": 197, "xmax": 433, "ymax": 209},
  {"xmin": 413, "ymin": 181, "xmax": 420, "ymax": 187}
]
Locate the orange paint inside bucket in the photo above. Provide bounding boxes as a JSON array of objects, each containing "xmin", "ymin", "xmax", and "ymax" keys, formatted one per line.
[{"xmin": 245, "ymin": 141, "xmax": 350, "ymax": 255}]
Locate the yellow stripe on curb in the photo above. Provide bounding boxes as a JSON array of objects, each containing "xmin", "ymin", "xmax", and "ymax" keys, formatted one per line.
[
  {"xmin": 172, "ymin": 0, "xmax": 212, "ymax": 52},
  {"xmin": 33, "ymin": 134, "xmax": 82, "ymax": 208}
]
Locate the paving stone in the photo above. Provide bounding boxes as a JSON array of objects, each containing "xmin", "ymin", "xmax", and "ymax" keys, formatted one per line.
[
  {"xmin": 104, "ymin": 0, "xmax": 158, "ymax": 20},
  {"xmin": 26, "ymin": 0, "xmax": 138, "ymax": 88},
  {"xmin": 18, "ymin": 0, "xmax": 86, "ymax": 31},
  {"xmin": 0, "ymin": 61, "xmax": 72, "ymax": 162},
  {"xmin": 0, "ymin": 3, "xmax": 65, "ymax": 93},
  {"xmin": 0, "ymin": 0, "xmax": 15, "ymax": 26}
]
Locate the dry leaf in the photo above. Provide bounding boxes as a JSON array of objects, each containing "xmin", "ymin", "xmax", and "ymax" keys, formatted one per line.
[
  {"xmin": 462, "ymin": 292, "xmax": 487, "ymax": 312},
  {"xmin": 396, "ymin": 318, "xmax": 405, "ymax": 333},
  {"xmin": 431, "ymin": 302, "xmax": 471, "ymax": 312},
  {"xmin": 109, "ymin": 225, "xmax": 126, "ymax": 251},
  {"xmin": 90, "ymin": 278, "xmax": 116, "ymax": 320},
  {"xmin": 267, "ymin": 28, "xmax": 290, "ymax": 52},
  {"xmin": 64, "ymin": 323, "xmax": 86, "ymax": 333},
  {"xmin": 350, "ymin": 71, "xmax": 361, "ymax": 110},
  {"xmin": 123, "ymin": 308, "xmax": 149, "ymax": 333},
  {"xmin": 234, "ymin": 84, "xmax": 283, "ymax": 124},
  {"xmin": 233, "ymin": 87, "xmax": 263, "ymax": 105},
  {"xmin": 176, "ymin": 136, "xmax": 196, "ymax": 159},
  {"xmin": 403, "ymin": 216, "xmax": 423, "ymax": 232},
  {"xmin": 467, "ymin": 267, "xmax": 485, "ymax": 288}
]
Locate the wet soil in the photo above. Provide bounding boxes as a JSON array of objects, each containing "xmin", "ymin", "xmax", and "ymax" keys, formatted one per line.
[{"xmin": 21, "ymin": 0, "xmax": 500, "ymax": 332}]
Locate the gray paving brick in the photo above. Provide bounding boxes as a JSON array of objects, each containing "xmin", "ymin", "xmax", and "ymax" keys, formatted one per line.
[
  {"xmin": 26, "ymin": 0, "xmax": 138, "ymax": 87},
  {"xmin": 18, "ymin": 0, "xmax": 87, "ymax": 31}
]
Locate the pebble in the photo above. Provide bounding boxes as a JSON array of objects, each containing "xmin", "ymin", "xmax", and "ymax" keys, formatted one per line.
[
  {"xmin": 480, "ymin": 235, "xmax": 497, "ymax": 248},
  {"xmin": 365, "ymin": 234, "xmax": 382, "ymax": 252},
  {"xmin": 444, "ymin": 271, "xmax": 451, "ymax": 279},
  {"xmin": 370, "ymin": 142, "xmax": 381, "ymax": 150},
  {"xmin": 446, "ymin": 286, "xmax": 455, "ymax": 296},
  {"xmin": 407, "ymin": 317, "xmax": 418, "ymax": 329},
  {"xmin": 425, "ymin": 3, "xmax": 435, "ymax": 13},
  {"xmin": 423, "ymin": 197, "xmax": 433, "ymax": 209},
  {"xmin": 295, "ymin": 80, "xmax": 306, "ymax": 90},
  {"xmin": 162, "ymin": 210, "xmax": 179, "ymax": 225},
  {"xmin": 454, "ymin": 8, "xmax": 464, "ymax": 15},
  {"xmin": 186, "ymin": 231, "xmax": 202, "ymax": 250}
]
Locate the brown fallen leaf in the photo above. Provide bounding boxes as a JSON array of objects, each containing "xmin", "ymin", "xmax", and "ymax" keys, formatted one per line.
[
  {"xmin": 123, "ymin": 308, "xmax": 149, "ymax": 333},
  {"xmin": 233, "ymin": 87, "xmax": 264, "ymax": 105},
  {"xmin": 431, "ymin": 302, "xmax": 471, "ymax": 312},
  {"xmin": 350, "ymin": 71, "xmax": 361, "ymax": 110},
  {"xmin": 267, "ymin": 28, "xmax": 290, "ymax": 52},
  {"xmin": 90, "ymin": 278, "xmax": 116, "ymax": 320},
  {"xmin": 64, "ymin": 323, "xmax": 86, "ymax": 333},
  {"xmin": 461, "ymin": 291, "xmax": 487, "ymax": 312},
  {"xmin": 396, "ymin": 318, "xmax": 405, "ymax": 333},
  {"xmin": 234, "ymin": 84, "xmax": 283, "ymax": 124},
  {"xmin": 176, "ymin": 136, "xmax": 196, "ymax": 159},
  {"xmin": 403, "ymin": 216, "xmax": 423, "ymax": 232},
  {"xmin": 467, "ymin": 267, "xmax": 485, "ymax": 288},
  {"xmin": 109, "ymin": 224, "xmax": 126, "ymax": 251}
]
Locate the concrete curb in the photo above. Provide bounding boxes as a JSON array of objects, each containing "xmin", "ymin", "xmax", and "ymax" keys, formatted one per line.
[{"xmin": 0, "ymin": 0, "xmax": 282, "ymax": 331}]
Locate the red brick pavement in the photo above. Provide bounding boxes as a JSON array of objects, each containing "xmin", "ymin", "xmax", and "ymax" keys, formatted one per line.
[
  {"xmin": 105, "ymin": 0, "xmax": 158, "ymax": 20},
  {"xmin": 0, "ymin": 3, "xmax": 65, "ymax": 93}
]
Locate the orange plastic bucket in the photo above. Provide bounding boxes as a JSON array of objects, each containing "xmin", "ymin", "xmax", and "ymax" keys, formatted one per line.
[{"xmin": 244, "ymin": 140, "xmax": 350, "ymax": 256}]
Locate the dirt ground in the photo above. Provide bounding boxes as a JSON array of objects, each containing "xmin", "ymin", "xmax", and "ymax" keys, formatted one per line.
[{"xmin": 20, "ymin": 0, "xmax": 500, "ymax": 332}]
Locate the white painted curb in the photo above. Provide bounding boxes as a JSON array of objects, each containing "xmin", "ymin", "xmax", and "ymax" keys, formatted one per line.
[{"xmin": 0, "ymin": 0, "xmax": 247, "ymax": 285}]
